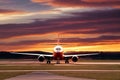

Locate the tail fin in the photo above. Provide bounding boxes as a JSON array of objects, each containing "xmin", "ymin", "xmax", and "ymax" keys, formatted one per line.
[{"xmin": 57, "ymin": 34, "xmax": 60, "ymax": 45}]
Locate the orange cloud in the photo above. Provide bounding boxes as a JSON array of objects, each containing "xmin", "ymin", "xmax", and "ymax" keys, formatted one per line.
[
  {"xmin": 82, "ymin": 0, "xmax": 120, "ymax": 2},
  {"xmin": 31, "ymin": 0, "xmax": 120, "ymax": 8},
  {"xmin": 31, "ymin": 0, "xmax": 52, "ymax": 3},
  {"xmin": 0, "ymin": 9, "xmax": 28, "ymax": 21},
  {"xmin": 0, "ymin": 34, "xmax": 119, "ymax": 52},
  {"xmin": 0, "ymin": 9, "xmax": 26, "ymax": 15},
  {"xmin": 5, "ymin": 43, "xmax": 120, "ymax": 52}
]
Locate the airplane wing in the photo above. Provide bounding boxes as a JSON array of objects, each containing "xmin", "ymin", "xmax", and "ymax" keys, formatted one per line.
[
  {"xmin": 63, "ymin": 53, "xmax": 99, "ymax": 58},
  {"xmin": 11, "ymin": 52, "xmax": 53, "ymax": 57}
]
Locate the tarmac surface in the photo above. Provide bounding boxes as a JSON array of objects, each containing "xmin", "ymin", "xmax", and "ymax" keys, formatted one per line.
[
  {"xmin": 1, "ymin": 70, "xmax": 120, "ymax": 72},
  {"xmin": 5, "ymin": 72, "xmax": 95, "ymax": 80},
  {"xmin": 0, "ymin": 60, "xmax": 120, "ymax": 65},
  {"xmin": 1, "ymin": 60, "xmax": 120, "ymax": 80}
]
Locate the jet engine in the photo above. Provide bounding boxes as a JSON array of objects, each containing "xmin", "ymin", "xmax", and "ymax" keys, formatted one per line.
[
  {"xmin": 72, "ymin": 56, "xmax": 78, "ymax": 62},
  {"xmin": 38, "ymin": 56, "xmax": 45, "ymax": 62}
]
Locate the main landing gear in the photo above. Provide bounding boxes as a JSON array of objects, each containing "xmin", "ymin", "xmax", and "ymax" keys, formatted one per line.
[
  {"xmin": 46, "ymin": 58, "xmax": 51, "ymax": 64},
  {"xmin": 47, "ymin": 60, "xmax": 51, "ymax": 64},
  {"xmin": 65, "ymin": 60, "xmax": 69, "ymax": 64},
  {"xmin": 65, "ymin": 58, "xmax": 69, "ymax": 64}
]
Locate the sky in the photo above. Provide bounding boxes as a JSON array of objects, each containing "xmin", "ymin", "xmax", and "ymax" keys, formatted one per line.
[{"xmin": 0, "ymin": 0, "xmax": 120, "ymax": 52}]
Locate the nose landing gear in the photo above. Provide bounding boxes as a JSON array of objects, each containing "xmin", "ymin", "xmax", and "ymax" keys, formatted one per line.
[{"xmin": 56, "ymin": 58, "xmax": 60, "ymax": 64}]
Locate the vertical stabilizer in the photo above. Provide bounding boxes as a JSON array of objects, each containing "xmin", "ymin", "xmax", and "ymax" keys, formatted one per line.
[{"xmin": 57, "ymin": 34, "xmax": 60, "ymax": 45}]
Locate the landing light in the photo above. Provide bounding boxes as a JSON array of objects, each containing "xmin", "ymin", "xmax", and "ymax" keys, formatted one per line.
[{"xmin": 54, "ymin": 45, "xmax": 63, "ymax": 52}]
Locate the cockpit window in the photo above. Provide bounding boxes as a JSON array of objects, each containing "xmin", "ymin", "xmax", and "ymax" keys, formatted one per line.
[
  {"xmin": 56, "ymin": 48, "xmax": 61, "ymax": 50},
  {"xmin": 54, "ymin": 45, "xmax": 63, "ymax": 52}
]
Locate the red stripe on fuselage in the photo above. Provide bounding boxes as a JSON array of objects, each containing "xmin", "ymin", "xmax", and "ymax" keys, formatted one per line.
[{"xmin": 53, "ymin": 52, "xmax": 63, "ymax": 60}]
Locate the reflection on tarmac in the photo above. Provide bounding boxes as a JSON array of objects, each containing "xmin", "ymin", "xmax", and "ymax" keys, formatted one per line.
[{"xmin": 5, "ymin": 72, "xmax": 95, "ymax": 80}]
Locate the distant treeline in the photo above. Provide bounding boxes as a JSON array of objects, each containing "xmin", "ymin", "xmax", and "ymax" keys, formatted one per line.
[
  {"xmin": 0, "ymin": 51, "xmax": 120, "ymax": 60},
  {"xmin": 0, "ymin": 51, "xmax": 38, "ymax": 59},
  {"xmin": 80, "ymin": 52, "xmax": 120, "ymax": 60}
]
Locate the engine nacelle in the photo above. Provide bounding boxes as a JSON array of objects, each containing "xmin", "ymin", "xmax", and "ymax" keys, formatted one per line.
[
  {"xmin": 38, "ymin": 56, "xmax": 45, "ymax": 62},
  {"xmin": 72, "ymin": 56, "xmax": 78, "ymax": 62}
]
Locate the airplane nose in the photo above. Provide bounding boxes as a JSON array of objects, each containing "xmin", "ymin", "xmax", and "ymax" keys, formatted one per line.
[{"xmin": 54, "ymin": 45, "xmax": 63, "ymax": 52}]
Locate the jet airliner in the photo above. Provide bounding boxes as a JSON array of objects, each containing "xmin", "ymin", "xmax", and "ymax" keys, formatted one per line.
[{"xmin": 12, "ymin": 37, "xmax": 99, "ymax": 64}]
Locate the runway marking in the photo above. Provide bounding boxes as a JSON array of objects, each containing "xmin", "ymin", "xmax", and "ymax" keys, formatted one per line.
[
  {"xmin": 5, "ymin": 71, "xmax": 95, "ymax": 80},
  {"xmin": 1, "ymin": 70, "xmax": 120, "ymax": 72}
]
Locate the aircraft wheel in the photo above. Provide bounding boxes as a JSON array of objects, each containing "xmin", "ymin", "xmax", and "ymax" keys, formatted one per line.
[
  {"xmin": 47, "ymin": 60, "xmax": 51, "ymax": 64},
  {"xmin": 56, "ymin": 60, "xmax": 60, "ymax": 64},
  {"xmin": 65, "ymin": 60, "xmax": 69, "ymax": 64}
]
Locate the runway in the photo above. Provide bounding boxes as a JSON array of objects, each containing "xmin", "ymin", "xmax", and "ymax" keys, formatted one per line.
[
  {"xmin": 5, "ymin": 72, "xmax": 95, "ymax": 80},
  {"xmin": 1, "ymin": 60, "xmax": 120, "ymax": 80},
  {"xmin": 0, "ymin": 60, "xmax": 120, "ymax": 65},
  {"xmin": 0, "ymin": 70, "xmax": 120, "ymax": 72}
]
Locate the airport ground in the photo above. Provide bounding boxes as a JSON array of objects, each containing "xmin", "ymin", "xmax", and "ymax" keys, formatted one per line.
[{"xmin": 0, "ymin": 59, "xmax": 120, "ymax": 80}]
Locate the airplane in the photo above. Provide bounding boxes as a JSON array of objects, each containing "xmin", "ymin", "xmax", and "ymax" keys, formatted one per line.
[{"xmin": 12, "ymin": 36, "xmax": 99, "ymax": 64}]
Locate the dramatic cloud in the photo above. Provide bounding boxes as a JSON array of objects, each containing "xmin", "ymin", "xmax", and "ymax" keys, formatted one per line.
[
  {"xmin": 0, "ymin": 0, "xmax": 119, "ymax": 51},
  {"xmin": 0, "ymin": 0, "xmax": 11, "ymax": 4},
  {"xmin": 0, "ymin": 9, "xmax": 119, "ymax": 39},
  {"xmin": 0, "ymin": 9, "xmax": 25, "ymax": 14},
  {"xmin": 61, "ymin": 35, "xmax": 120, "ymax": 43},
  {"xmin": 31, "ymin": 0, "xmax": 120, "ymax": 8},
  {"xmin": 0, "ymin": 35, "xmax": 119, "ymax": 52},
  {"xmin": 0, "ymin": 39, "xmax": 55, "ymax": 46}
]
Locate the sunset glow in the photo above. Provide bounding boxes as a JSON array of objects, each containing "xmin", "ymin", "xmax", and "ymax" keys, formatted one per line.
[{"xmin": 0, "ymin": 0, "xmax": 120, "ymax": 52}]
